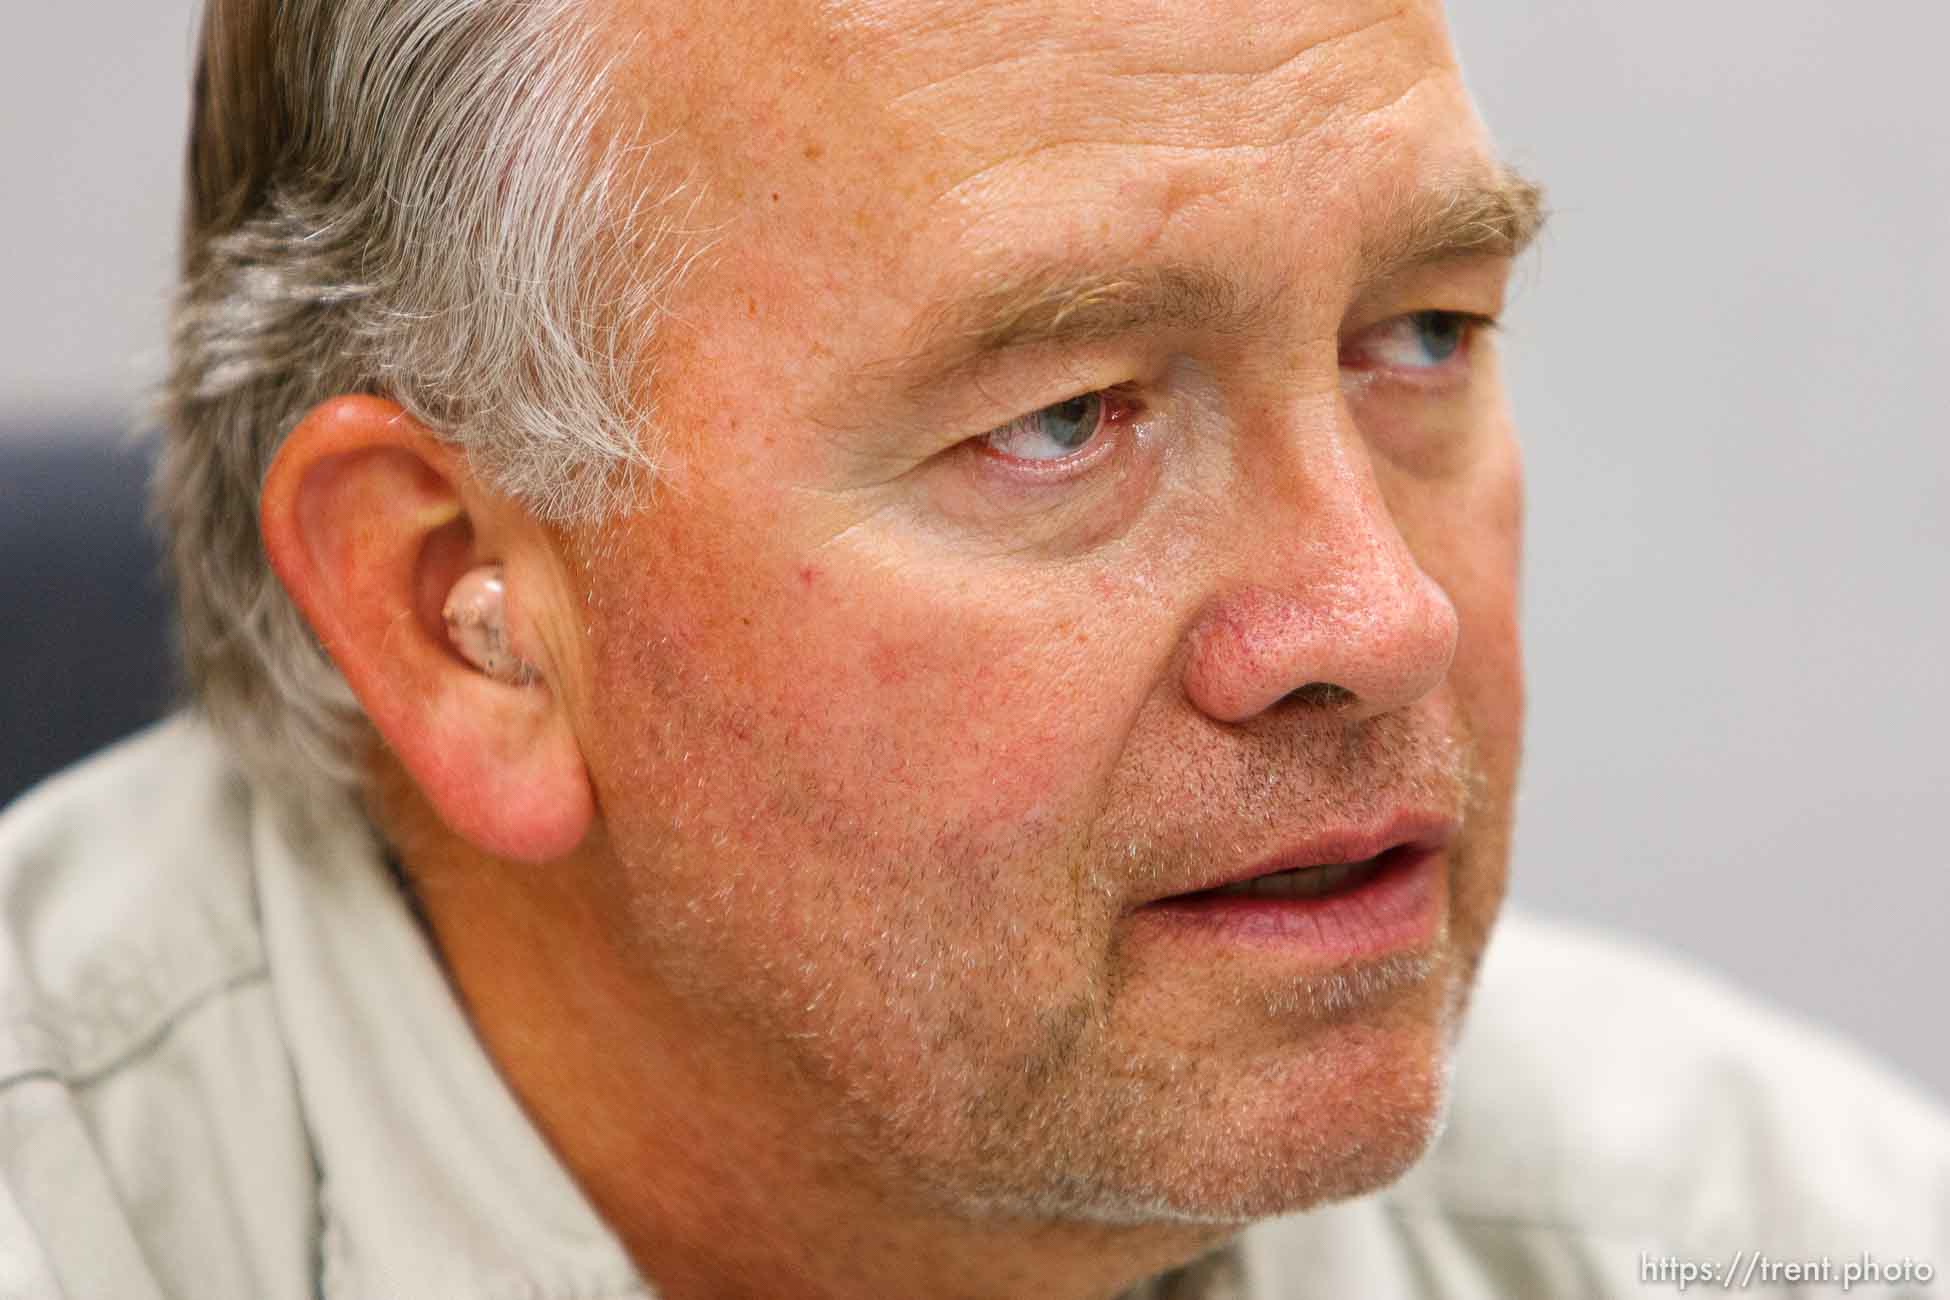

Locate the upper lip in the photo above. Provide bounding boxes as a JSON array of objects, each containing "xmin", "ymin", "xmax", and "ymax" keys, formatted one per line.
[{"xmin": 1145, "ymin": 810, "xmax": 1460, "ymax": 904}]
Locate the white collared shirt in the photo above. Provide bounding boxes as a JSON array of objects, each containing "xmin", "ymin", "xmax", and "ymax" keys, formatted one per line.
[{"xmin": 2, "ymin": 719, "xmax": 1944, "ymax": 1298}]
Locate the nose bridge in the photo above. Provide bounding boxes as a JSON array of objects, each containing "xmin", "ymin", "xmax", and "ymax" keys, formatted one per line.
[{"xmin": 1181, "ymin": 397, "xmax": 1460, "ymax": 725}]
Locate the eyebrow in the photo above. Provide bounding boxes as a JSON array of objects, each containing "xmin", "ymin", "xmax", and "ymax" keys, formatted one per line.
[
  {"xmin": 887, "ymin": 165, "xmax": 1546, "ymax": 388},
  {"xmin": 1359, "ymin": 165, "xmax": 1548, "ymax": 286}
]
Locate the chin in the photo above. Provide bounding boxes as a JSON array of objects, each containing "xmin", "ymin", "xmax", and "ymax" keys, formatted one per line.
[
  {"xmin": 924, "ymin": 968, "xmax": 1464, "ymax": 1233},
  {"xmin": 1126, "ymin": 1015, "xmax": 1458, "ymax": 1227}
]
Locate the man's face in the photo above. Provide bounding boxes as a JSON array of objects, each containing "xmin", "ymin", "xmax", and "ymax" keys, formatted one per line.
[{"xmin": 560, "ymin": 0, "xmax": 1525, "ymax": 1225}]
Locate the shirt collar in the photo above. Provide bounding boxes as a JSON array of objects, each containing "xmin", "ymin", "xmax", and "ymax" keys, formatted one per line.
[{"xmin": 248, "ymin": 793, "xmax": 649, "ymax": 1300}]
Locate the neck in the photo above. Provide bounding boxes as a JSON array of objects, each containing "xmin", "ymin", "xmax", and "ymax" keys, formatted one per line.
[{"xmin": 377, "ymin": 791, "xmax": 1231, "ymax": 1298}]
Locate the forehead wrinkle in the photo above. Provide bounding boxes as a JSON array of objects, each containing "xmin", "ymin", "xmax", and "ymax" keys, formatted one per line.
[
  {"xmin": 830, "ymin": 0, "xmax": 1419, "ymax": 74},
  {"xmin": 844, "ymin": 0, "xmax": 1429, "ymax": 162},
  {"xmin": 888, "ymin": 51, "xmax": 1420, "ymax": 164},
  {"xmin": 881, "ymin": 4, "xmax": 1410, "ymax": 112}
]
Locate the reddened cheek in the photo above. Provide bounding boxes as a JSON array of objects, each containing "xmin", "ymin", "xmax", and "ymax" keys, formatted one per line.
[{"xmin": 581, "ymin": 528, "xmax": 1127, "ymax": 863}]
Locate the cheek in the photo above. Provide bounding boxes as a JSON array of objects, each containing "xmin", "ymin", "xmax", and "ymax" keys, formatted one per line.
[
  {"xmin": 575, "ymin": 523, "xmax": 1144, "ymax": 904},
  {"xmin": 810, "ymin": 594, "xmax": 1104, "ymax": 834},
  {"xmin": 1389, "ymin": 430, "xmax": 1524, "ymax": 724},
  {"xmin": 1463, "ymin": 436, "xmax": 1525, "ymax": 760},
  {"xmin": 1426, "ymin": 443, "xmax": 1525, "ymax": 950}
]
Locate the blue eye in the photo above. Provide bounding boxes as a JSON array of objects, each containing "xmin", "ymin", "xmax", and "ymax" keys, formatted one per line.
[
  {"xmin": 1346, "ymin": 310, "xmax": 1484, "ymax": 372},
  {"xmin": 1409, "ymin": 311, "xmax": 1466, "ymax": 364},
  {"xmin": 980, "ymin": 392, "xmax": 1105, "ymax": 462}
]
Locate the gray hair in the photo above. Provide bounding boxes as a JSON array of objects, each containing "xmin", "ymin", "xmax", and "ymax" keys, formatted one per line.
[{"xmin": 159, "ymin": 0, "xmax": 688, "ymax": 815}]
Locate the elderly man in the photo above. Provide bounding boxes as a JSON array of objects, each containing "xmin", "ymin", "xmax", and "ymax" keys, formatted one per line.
[{"xmin": 2, "ymin": 0, "xmax": 1945, "ymax": 1295}]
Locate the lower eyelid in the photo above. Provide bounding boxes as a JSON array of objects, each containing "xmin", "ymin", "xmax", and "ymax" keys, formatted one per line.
[{"xmin": 973, "ymin": 423, "xmax": 1118, "ymax": 478}]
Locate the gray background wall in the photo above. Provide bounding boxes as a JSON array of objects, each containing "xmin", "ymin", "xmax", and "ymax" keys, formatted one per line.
[{"xmin": 4, "ymin": 4, "xmax": 1945, "ymax": 1100}]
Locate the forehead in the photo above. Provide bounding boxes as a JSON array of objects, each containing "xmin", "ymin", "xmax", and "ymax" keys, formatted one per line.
[
  {"xmin": 623, "ymin": 0, "xmax": 1467, "ymax": 192},
  {"xmin": 601, "ymin": 0, "xmax": 1489, "ymax": 395},
  {"xmin": 822, "ymin": 0, "xmax": 1454, "ymax": 124}
]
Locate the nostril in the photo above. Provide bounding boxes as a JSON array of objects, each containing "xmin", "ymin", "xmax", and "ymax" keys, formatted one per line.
[{"xmin": 1282, "ymin": 682, "xmax": 1358, "ymax": 712}]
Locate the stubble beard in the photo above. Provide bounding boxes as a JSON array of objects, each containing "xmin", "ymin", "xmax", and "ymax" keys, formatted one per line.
[
  {"xmin": 907, "ymin": 864, "xmax": 1489, "ymax": 1230},
  {"xmin": 610, "ymin": 703, "xmax": 1507, "ymax": 1235}
]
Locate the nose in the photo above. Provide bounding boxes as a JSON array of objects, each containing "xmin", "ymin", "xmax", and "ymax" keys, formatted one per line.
[{"xmin": 1181, "ymin": 414, "xmax": 1460, "ymax": 726}]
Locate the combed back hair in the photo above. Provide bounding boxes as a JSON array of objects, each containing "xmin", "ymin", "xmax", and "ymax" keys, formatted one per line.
[{"xmin": 159, "ymin": 0, "xmax": 690, "ymax": 816}]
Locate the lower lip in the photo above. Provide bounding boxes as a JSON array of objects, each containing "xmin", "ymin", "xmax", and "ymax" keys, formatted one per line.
[{"xmin": 1133, "ymin": 845, "xmax": 1444, "ymax": 964}]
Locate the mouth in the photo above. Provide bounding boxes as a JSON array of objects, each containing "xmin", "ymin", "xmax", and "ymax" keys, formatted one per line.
[
  {"xmin": 1163, "ymin": 843, "xmax": 1420, "ymax": 904},
  {"xmin": 1132, "ymin": 816, "xmax": 1456, "ymax": 963}
]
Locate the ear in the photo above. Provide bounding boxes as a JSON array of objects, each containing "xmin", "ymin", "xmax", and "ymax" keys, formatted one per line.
[{"xmin": 259, "ymin": 395, "xmax": 595, "ymax": 862}]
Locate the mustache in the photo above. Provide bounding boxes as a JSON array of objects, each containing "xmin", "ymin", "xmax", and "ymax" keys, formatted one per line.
[{"xmin": 1086, "ymin": 705, "xmax": 1483, "ymax": 902}]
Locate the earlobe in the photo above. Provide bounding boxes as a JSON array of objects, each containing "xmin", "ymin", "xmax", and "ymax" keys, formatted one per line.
[{"xmin": 259, "ymin": 395, "xmax": 595, "ymax": 863}]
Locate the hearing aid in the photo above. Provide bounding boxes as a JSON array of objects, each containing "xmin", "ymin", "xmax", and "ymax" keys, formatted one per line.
[{"xmin": 442, "ymin": 565, "xmax": 538, "ymax": 685}]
